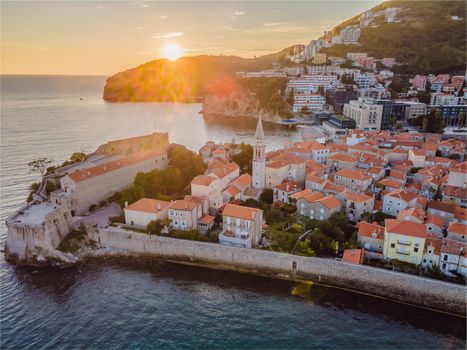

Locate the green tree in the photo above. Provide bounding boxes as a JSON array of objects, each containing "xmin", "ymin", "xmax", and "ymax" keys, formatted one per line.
[
  {"xmin": 422, "ymin": 109, "xmax": 445, "ymax": 134},
  {"xmin": 28, "ymin": 157, "xmax": 53, "ymax": 179},
  {"xmin": 169, "ymin": 146, "xmax": 206, "ymax": 185},
  {"xmin": 259, "ymin": 188, "xmax": 274, "ymax": 204},
  {"xmin": 231, "ymin": 143, "xmax": 253, "ymax": 174},
  {"xmin": 70, "ymin": 152, "xmax": 87, "ymax": 163},
  {"xmin": 308, "ymin": 228, "xmax": 333, "ymax": 256},
  {"xmin": 147, "ymin": 220, "xmax": 163, "ymax": 235}
]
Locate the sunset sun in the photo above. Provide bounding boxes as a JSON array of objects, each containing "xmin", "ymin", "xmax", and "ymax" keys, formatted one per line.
[{"xmin": 161, "ymin": 43, "xmax": 184, "ymax": 60}]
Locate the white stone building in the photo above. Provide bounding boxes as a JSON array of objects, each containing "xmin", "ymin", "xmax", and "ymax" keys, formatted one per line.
[
  {"xmin": 343, "ymin": 98, "xmax": 383, "ymax": 131},
  {"xmin": 124, "ymin": 198, "xmax": 170, "ymax": 228},
  {"xmin": 60, "ymin": 150, "xmax": 168, "ymax": 215}
]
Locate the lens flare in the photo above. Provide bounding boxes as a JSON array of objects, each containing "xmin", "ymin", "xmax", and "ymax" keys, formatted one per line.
[{"xmin": 161, "ymin": 44, "xmax": 184, "ymax": 61}]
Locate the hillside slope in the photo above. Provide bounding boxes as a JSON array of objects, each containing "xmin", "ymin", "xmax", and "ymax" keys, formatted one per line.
[
  {"xmin": 103, "ymin": 48, "xmax": 294, "ymax": 102},
  {"xmin": 321, "ymin": 0, "xmax": 466, "ymax": 74}
]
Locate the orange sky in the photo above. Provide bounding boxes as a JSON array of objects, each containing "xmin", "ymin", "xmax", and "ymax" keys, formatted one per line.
[{"xmin": 1, "ymin": 1, "xmax": 380, "ymax": 75}]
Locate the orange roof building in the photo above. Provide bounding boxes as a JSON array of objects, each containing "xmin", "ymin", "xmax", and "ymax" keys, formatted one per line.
[{"xmin": 343, "ymin": 249, "xmax": 364, "ymax": 265}]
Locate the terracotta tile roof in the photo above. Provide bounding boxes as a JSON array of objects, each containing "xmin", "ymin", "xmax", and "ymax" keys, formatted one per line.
[
  {"xmin": 416, "ymin": 196, "xmax": 428, "ymax": 209},
  {"xmin": 410, "ymin": 149, "xmax": 426, "ymax": 157},
  {"xmin": 398, "ymin": 207, "xmax": 425, "ymax": 222},
  {"xmin": 455, "ymin": 206, "xmax": 467, "ymax": 221},
  {"xmin": 425, "ymin": 215, "xmax": 444, "ymax": 228},
  {"xmin": 385, "ymin": 219, "xmax": 427, "ymax": 238},
  {"xmin": 316, "ymin": 195, "xmax": 341, "ymax": 209},
  {"xmin": 329, "ymin": 153, "xmax": 357, "ymax": 163},
  {"xmin": 357, "ymin": 221, "xmax": 384, "ymax": 240},
  {"xmin": 384, "ymin": 189, "xmax": 417, "ymax": 203},
  {"xmin": 306, "ymin": 173, "xmax": 326, "ymax": 183},
  {"xmin": 222, "ymin": 203, "xmax": 261, "ymax": 220},
  {"xmin": 367, "ymin": 166, "xmax": 383, "ymax": 174},
  {"xmin": 295, "ymin": 141, "xmax": 328, "ymax": 151},
  {"xmin": 377, "ymin": 178, "xmax": 400, "ymax": 188},
  {"xmin": 184, "ymin": 195, "xmax": 207, "ymax": 204},
  {"xmin": 224, "ymin": 185, "xmax": 241, "ymax": 196},
  {"xmin": 169, "ymin": 199, "xmax": 197, "ymax": 211},
  {"xmin": 425, "ymin": 238, "xmax": 442, "ymax": 255},
  {"xmin": 199, "ymin": 215, "xmax": 215, "ymax": 224},
  {"xmin": 444, "ymin": 185, "xmax": 467, "ymax": 199},
  {"xmin": 306, "ymin": 160, "xmax": 327, "ymax": 172},
  {"xmin": 290, "ymin": 188, "xmax": 315, "ymax": 200},
  {"xmin": 448, "ymin": 222, "xmax": 467, "ymax": 236},
  {"xmin": 334, "ymin": 169, "xmax": 371, "ymax": 181},
  {"xmin": 67, "ymin": 150, "xmax": 165, "ymax": 182},
  {"xmin": 427, "ymin": 201, "xmax": 456, "ymax": 214},
  {"xmin": 302, "ymin": 192, "xmax": 325, "ymax": 203},
  {"xmin": 342, "ymin": 249, "xmax": 363, "ymax": 264},
  {"xmin": 267, "ymin": 154, "xmax": 305, "ymax": 169},
  {"xmin": 389, "ymin": 148, "xmax": 408, "ymax": 155},
  {"xmin": 126, "ymin": 198, "xmax": 170, "ymax": 214},
  {"xmin": 328, "ymin": 144, "xmax": 349, "ymax": 153},
  {"xmin": 346, "ymin": 191, "xmax": 372, "ymax": 203},
  {"xmin": 210, "ymin": 161, "xmax": 240, "ymax": 179},
  {"xmin": 440, "ymin": 238, "xmax": 466, "ymax": 255},
  {"xmin": 424, "ymin": 143, "xmax": 438, "ymax": 152},
  {"xmin": 242, "ymin": 186, "xmax": 261, "ymax": 198},
  {"xmin": 451, "ymin": 162, "xmax": 467, "ymax": 173},
  {"xmin": 417, "ymin": 165, "xmax": 446, "ymax": 178},
  {"xmin": 374, "ymin": 200, "xmax": 382, "ymax": 211},
  {"xmin": 230, "ymin": 173, "xmax": 252, "ymax": 189},
  {"xmin": 323, "ymin": 182, "xmax": 346, "ymax": 193},
  {"xmin": 389, "ymin": 170, "xmax": 405, "ymax": 180},
  {"xmin": 191, "ymin": 174, "xmax": 216, "ymax": 186},
  {"xmin": 274, "ymin": 181, "xmax": 301, "ymax": 193}
]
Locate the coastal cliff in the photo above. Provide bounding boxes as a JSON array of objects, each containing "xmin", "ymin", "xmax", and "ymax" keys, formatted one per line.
[{"xmin": 103, "ymin": 53, "xmax": 286, "ymax": 103}]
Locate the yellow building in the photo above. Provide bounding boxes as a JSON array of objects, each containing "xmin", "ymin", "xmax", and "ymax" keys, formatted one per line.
[{"xmin": 383, "ymin": 219, "xmax": 427, "ymax": 265}]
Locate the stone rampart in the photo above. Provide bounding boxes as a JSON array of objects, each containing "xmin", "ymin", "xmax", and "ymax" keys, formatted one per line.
[{"xmin": 94, "ymin": 228, "xmax": 467, "ymax": 316}]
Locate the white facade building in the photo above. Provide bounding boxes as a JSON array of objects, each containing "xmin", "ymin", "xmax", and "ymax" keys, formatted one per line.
[{"xmin": 343, "ymin": 98, "xmax": 383, "ymax": 131}]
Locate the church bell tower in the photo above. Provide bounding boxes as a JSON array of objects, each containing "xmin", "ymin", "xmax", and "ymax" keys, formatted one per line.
[{"xmin": 252, "ymin": 117, "xmax": 266, "ymax": 189}]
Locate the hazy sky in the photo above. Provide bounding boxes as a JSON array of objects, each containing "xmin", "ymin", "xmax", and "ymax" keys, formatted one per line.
[{"xmin": 1, "ymin": 1, "xmax": 380, "ymax": 75}]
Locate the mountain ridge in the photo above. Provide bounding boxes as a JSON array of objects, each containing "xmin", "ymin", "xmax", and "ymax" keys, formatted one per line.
[{"xmin": 103, "ymin": 0, "xmax": 466, "ymax": 102}]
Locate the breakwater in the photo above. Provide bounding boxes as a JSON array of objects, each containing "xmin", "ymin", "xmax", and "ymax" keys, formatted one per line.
[{"xmin": 91, "ymin": 227, "xmax": 467, "ymax": 316}]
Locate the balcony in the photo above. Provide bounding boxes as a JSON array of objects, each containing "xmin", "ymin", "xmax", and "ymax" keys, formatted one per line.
[
  {"xmin": 396, "ymin": 248, "xmax": 410, "ymax": 255},
  {"xmin": 219, "ymin": 229, "xmax": 252, "ymax": 248},
  {"xmin": 397, "ymin": 239, "xmax": 411, "ymax": 246}
]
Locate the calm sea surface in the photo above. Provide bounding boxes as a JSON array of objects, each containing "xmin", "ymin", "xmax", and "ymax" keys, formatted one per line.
[{"xmin": 0, "ymin": 75, "xmax": 465, "ymax": 349}]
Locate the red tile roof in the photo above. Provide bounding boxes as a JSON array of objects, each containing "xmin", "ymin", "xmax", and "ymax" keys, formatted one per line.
[
  {"xmin": 343, "ymin": 249, "xmax": 363, "ymax": 264},
  {"xmin": 126, "ymin": 198, "xmax": 170, "ymax": 214},
  {"xmin": 440, "ymin": 238, "xmax": 466, "ymax": 255},
  {"xmin": 427, "ymin": 201, "xmax": 456, "ymax": 214},
  {"xmin": 385, "ymin": 189, "xmax": 417, "ymax": 203},
  {"xmin": 191, "ymin": 175, "xmax": 215, "ymax": 186},
  {"xmin": 67, "ymin": 150, "xmax": 165, "ymax": 182},
  {"xmin": 357, "ymin": 221, "xmax": 384, "ymax": 240},
  {"xmin": 448, "ymin": 222, "xmax": 467, "ymax": 236},
  {"xmin": 346, "ymin": 191, "xmax": 373, "ymax": 203},
  {"xmin": 385, "ymin": 219, "xmax": 427, "ymax": 238},
  {"xmin": 334, "ymin": 169, "xmax": 371, "ymax": 181},
  {"xmin": 169, "ymin": 200, "xmax": 197, "ymax": 211},
  {"xmin": 222, "ymin": 204, "xmax": 261, "ymax": 220}
]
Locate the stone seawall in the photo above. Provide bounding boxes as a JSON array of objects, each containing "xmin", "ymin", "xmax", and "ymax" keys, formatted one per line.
[{"xmin": 93, "ymin": 228, "xmax": 466, "ymax": 316}]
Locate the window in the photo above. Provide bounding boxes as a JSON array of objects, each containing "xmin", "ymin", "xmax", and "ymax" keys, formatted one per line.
[
  {"xmin": 414, "ymin": 247, "xmax": 418, "ymax": 253},
  {"xmin": 390, "ymin": 243, "xmax": 395, "ymax": 248},
  {"xmin": 423, "ymin": 259, "xmax": 426, "ymax": 263},
  {"xmin": 443, "ymin": 255, "xmax": 448, "ymax": 261}
]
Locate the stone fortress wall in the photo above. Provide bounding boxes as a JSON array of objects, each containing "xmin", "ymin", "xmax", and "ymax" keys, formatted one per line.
[{"xmin": 92, "ymin": 227, "xmax": 467, "ymax": 316}]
